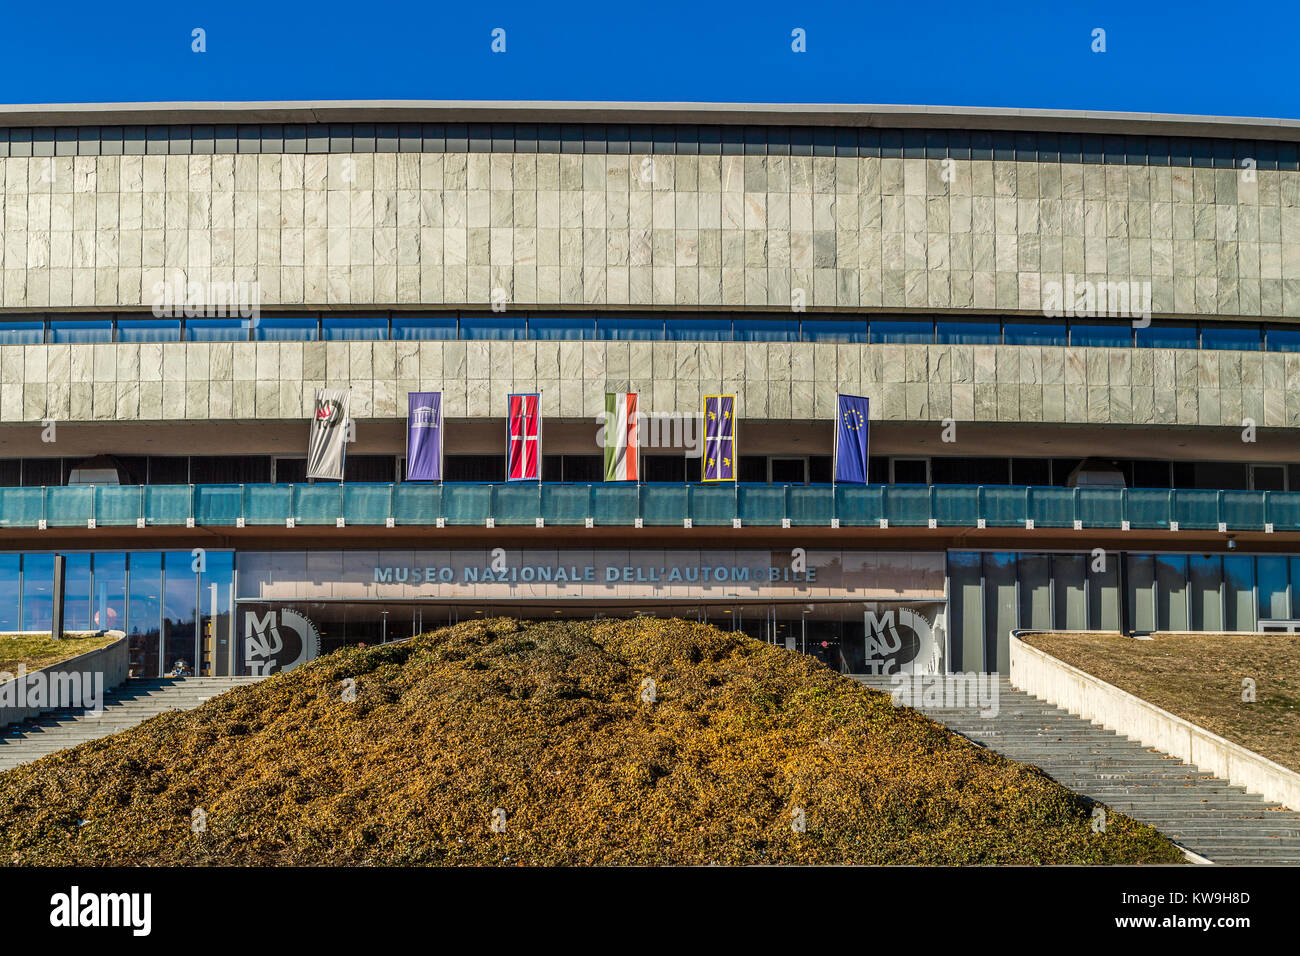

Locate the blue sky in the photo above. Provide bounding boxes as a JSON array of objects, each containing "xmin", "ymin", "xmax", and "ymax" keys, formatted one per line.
[{"xmin": 0, "ymin": 1, "xmax": 1293, "ymax": 119}]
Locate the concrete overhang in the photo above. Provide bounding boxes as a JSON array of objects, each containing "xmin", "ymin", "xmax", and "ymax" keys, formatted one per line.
[{"xmin": 0, "ymin": 100, "xmax": 1295, "ymax": 142}]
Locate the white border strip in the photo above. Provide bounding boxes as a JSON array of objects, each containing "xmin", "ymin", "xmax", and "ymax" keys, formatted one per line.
[{"xmin": 1010, "ymin": 632, "xmax": 1300, "ymax": 812}]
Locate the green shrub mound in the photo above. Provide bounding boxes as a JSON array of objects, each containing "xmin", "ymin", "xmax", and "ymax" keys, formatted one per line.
[{"xmin": 0, "ymin": 618, "xmax": 1183, "ymax": 865}]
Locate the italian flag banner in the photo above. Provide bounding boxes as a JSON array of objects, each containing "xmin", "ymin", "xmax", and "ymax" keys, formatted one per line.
[{"xmin": 604, "ymin": 392, "xmax": 639, "ymax": 481}]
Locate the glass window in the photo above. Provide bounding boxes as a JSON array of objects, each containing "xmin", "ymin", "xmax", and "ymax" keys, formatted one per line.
[
  {"xmin": 735, "ymin": 319, "xmax": 798, "ymax": 342},
  {"xmin": 186, "ymin": 318, "xmax": 249, "ymax": 341},
  {"xmin": 163, "ymin": 551, "xmax": 198, "ymax": 675},
  {"xmin": 1257, "ymin": 555, "xmax": 1289, "ymax": 622},
  {"xmin": 21, "ymin": 553, "xmax": 55, "ymax": 631},
  {"xmin": 1266, "ymin": 328, "xmax": 1300, "ymax": 352},
  {"xmin": 117, "ymin": 319, "xmax": 181, "ymax": 342},
  {"xmin": 947, "ymin": 551, "xmax": 983, "ymax": 672},
  {"xmin": 1136, "ymin": 325, "xmax": 1197, "ymax": 349},
  {"xmin": 50, "ymin": 320, "xmax": 112, "ymax": 343},
  {"xmin": 529, "ymin": 316, "xmax": 593, "ymax": 340},
  {"xmin": 322, "ymin": 316, "xmax": 388, "ymax": 340},
  {"xmin": 1201, "ymin": 325, "xmax": 1261, "ymax": 351},
  {"xmin": 459, "ymin": 316, "xmax": 526, "ymax": 340},
  {"xmin": 869, "ymin": 319, "xmax": 934, "ymax": 344},
  {"xmin": 1290, "ymin": 557, "xmax": 1300, "ymax": 618},
  {"xmin": 1017, "ymin": 553, "xmax": 1052, "ymax": 631},
  {"xmin": 392, "ymin": 316, "xmax": 457, "ymax": 340},
  {"xmin": 1089, "ymin": 551, "xmax": 1121, "ymax": 629},
  {"xmin": 1223, "ymin": 555, "xmax": 1255, "ymax": 631},
  {"xmin": 936, "ymin": 321, "xmax": 1000, "ymax": 345},
  {"xmin": 92, "ymin": 552, "xmax": 127, "ymax": 633},
  {"xmin": 801, "ymin": 320, "xmax": 868, "ymax": 343},
  {"xmin": 63, "ymin": 553, "xmax": 94, "ymax": 631},
  {"xmin": 1070, "ymin": 321, "xmax": 1132, "ymax": 347},
  {"xmin": 1155, "ymin": 554, "xmax": 1189, "ymax": 631},
  {"xmin": 128, "ymin": 552, "xmax": 162, "ymax": 678},
  {"xmin": 199, "ymin": 551, "xmax": 234, "ymax": 676},
  {"xmin": 0, "ymin": 320, "xmax": 45, "ymax": 345},
  {"xmin": 254, "ymin": 317, "xmax": 318, "ymax": 341},
  {"xmin": 1004, "ymin": 321, "xmax": 1068, "ymax": 347},
  {"xmin": 982, "ymin": 552, "xmax": 1017, "ymax": 668},
  {"xmin": 0, "ymin": 554, "xmax": 19, "ymax": 630},
  {"xmin": 1126, "ymin": 554, "xmax": 1156, "ymax": 633},
  {"xmin": 665, "ymin": 318, "xmax": 731, "ymax": 340},
  {"xmin": 1189, "ymin": 554, "xmax": 1223, "ymax": 630},
  {"xmin": 1053, "ymin": 554, "xmax": 1087, "ymax": 630},
  {"xmin": 597, "ymin": 317, "xmax": 662, "ymax": 340}
]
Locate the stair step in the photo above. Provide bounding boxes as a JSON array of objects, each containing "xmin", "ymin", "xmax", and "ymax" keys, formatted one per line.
[
  {"xmin": 0, "ymin": 677, "xmax": 263, "ymax": 773},
  {"xmin": 853, "ymin": 673, "xmax": 1300, "ymax": 866}
]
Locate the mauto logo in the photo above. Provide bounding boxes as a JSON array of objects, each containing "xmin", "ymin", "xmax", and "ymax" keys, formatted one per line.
[
  {"xmin": 242, "ymin": 607, "xmax": 320, "ymax": 676},
  {"xmin": 315, "ymin": 398, "xmax": 344, "ymax": 427},
  {"xmin": 863, "ymin": 607, "xmax": 939, "ymax": 675}
]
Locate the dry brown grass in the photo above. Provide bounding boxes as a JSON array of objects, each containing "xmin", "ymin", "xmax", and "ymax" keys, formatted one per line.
[
  {"xmin": 1022, "ymin": 631, "xmax": 1300, "ymax": 773},
  {"xmin": 0, "ymin": 618, "xmax": 1183, "ymax": 865}
]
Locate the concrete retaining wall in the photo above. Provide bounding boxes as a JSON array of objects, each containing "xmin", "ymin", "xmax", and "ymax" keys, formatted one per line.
[
  {"xmin": 1010, "ymin": 632, "xmax": 1300, "ymax": 812},
  {"xmin": 0, "ymin": 631, "xmax": 128, "ymax": 729}
]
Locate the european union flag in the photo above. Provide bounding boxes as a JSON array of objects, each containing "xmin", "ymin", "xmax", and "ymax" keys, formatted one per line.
[{"xmin": 834, "ymin": 394, "xmax": 870, "ymax": 484}]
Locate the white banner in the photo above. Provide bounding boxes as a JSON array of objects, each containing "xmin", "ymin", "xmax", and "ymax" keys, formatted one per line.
[{"xmin": 306, "ymin": 387, "xmax": 350, "ymax": 481}]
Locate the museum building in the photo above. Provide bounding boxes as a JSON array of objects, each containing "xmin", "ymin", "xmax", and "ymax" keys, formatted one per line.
[{"xmin": 1, "ymin": 100, "xmax": 1299, "ymax": 676}]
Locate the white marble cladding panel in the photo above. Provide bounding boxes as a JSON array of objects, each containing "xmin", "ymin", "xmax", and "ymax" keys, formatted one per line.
[
  {"xmin": 0, "ymin": 152, "xmax": 1297, "ymax": 315},
  {"xmin": 0, "ymin": 340, "xmax": 1290, "ymax": 429}
]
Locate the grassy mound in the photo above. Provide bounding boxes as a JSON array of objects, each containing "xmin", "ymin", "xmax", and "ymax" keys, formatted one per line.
[
  {"xmin": 0, "ymin": 632, "xmax": 117, "ymax": 675},
  {"xmin": 0, "ymin": 618, "xmax": 1182, "ymax": 865}
]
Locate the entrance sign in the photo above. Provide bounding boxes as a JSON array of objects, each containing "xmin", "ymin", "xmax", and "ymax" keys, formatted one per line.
[{"xmin": 236, "ymin": 549, "xmax": 947, "ymax": 604}]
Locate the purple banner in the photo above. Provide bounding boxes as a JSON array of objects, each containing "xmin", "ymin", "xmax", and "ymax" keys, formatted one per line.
[
  {"xmin": 406, "ymin": 391, "xmax": 442, "ymax": 481},
  {"xmin": 703, "ymin": 394, "xmax": 735, "ymax": 482}
]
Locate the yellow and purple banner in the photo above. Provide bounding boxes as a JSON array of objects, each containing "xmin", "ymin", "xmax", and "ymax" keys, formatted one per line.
[{"xmin": 703, "ymin": 394, "xmax": 735, "ymax": 482}]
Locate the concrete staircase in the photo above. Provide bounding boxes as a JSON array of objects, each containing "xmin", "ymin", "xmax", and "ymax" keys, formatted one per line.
[
  {"xmin": 856, "ymin": 674, "xmax": 1300, "ymax": 865},
  {"xmin": 0, "ymin": 677, "xmax": 260, "ymax": 772}
]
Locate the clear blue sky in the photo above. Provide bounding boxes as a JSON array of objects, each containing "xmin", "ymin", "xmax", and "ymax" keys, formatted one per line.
[{"xmin": 0, "ymin": 1, "xmax": 1294, "ymax": 119}]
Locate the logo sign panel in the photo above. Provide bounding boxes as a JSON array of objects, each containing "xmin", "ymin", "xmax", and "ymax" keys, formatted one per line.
[{"xmin": 240, "ymin": 605, "xmax": 321, "ymax": 676}]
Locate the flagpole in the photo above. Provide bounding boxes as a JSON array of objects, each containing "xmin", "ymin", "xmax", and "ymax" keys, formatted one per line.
[
  {"xmin": 732, "ymin": 396, "xmax": 739, "ymax": 519},
  {"xmin": 832, "ymin": 392, "xmax": 838, "ymax": 495}
]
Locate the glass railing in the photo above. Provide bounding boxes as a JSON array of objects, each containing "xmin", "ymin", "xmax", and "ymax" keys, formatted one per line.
[{"xmin": 5, "ymin": 483, "xmax": 1299, "ymax": 533}]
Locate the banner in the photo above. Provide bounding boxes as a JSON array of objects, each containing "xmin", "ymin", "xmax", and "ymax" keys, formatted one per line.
[
  {"xmin": 834, "ymin": 394, "xmax": 871, "ymax": 484},
  {"xmin": 507, "ymin": 393, "xmax": 541, "ymax": 481},
  {"xmin": 702, "ymin": 394, "xmax": 735, "ymax": 482},
  {"xmin": 306, "ymin": 387, "xmax": 350, "ymax": 481},
  {"xmin": 406, "ymin": 391, "xmax": 443, "ymax": 481},
  {"xmin": 604, "ymin": 392, "xmax": 639, "ymax": 481}
]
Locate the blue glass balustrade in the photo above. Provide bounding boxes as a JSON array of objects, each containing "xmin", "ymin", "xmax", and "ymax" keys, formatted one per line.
[{"xmin": 2, "ymin": 483, "xmax": 1296, "ymax": 532}]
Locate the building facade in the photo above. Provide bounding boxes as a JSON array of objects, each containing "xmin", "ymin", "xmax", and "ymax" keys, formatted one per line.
[{"xmin": 1, "ymin": 101, "xmax": 1300, "ymax": 678}]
